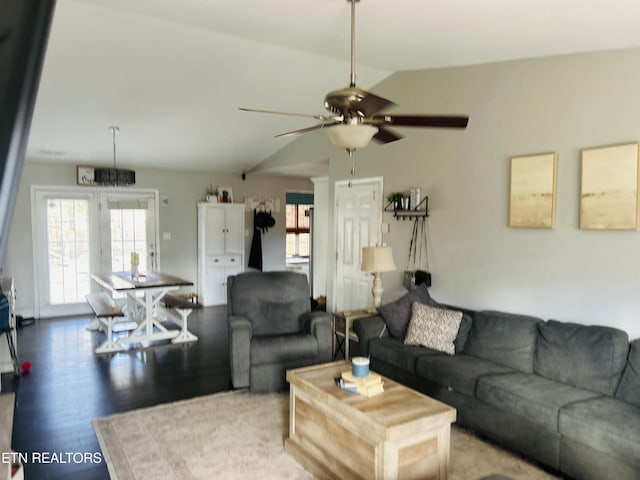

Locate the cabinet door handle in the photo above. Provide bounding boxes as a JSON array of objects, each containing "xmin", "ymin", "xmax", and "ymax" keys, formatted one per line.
[
  {"xmin": 230, "ymin": 258, "xmax": 235, "ymax": 262},
  {"xmin": 214, "ymin": 258, "xmax": 219, "ymax": 262}
]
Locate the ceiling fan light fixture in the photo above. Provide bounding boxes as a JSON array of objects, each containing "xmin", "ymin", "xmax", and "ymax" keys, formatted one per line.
[
  {"xmin": 326, "ymin": 124, "xmax": 378, "ymax": 150},
  {"xmin": 240, "ymin": 0, "xmax": 468, "ymax": 145}
]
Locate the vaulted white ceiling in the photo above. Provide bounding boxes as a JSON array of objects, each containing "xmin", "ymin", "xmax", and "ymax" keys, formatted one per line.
[{"xmin": 26, "ymin": 0, "xmax": 640, "ymax": 176}]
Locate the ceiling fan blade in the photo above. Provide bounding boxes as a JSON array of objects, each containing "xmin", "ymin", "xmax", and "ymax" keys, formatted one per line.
[
  {"xmin": 239, "ymin": 107, "xmax": 339, "ymax": 122},
  {"xmin": 372, "ymin": 127, "xmax": 403, "ymax": 144},
  {"xmin": 356, "ymin": 91, "xmax": 396, "ymax": 117},
  {"xmin": 274, "ymin": 121, "xmax": 341, "ymax": 138},
  {"xmin": 375, "ymin": 114, "xmax": 469, "ymax": 129}
]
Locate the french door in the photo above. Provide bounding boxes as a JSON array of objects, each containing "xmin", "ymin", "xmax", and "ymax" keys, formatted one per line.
[
  {"xmin": 99, "ymin": 193, "xmax": 158, "ymax": 276},
  {"xmin": 32, "ymin": 187, "xmax": 158, "ymax": 318}
]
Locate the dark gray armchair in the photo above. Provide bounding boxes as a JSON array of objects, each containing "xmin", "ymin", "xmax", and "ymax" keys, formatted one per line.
[{"xmin": 227, "ymin": 271, "xmax": 332, "ymax": 392}]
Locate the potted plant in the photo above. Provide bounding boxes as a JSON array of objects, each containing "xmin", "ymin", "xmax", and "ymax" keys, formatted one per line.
[{"xmin": 386, "ymin": 192, "xmax": 404, "ymax": 211}]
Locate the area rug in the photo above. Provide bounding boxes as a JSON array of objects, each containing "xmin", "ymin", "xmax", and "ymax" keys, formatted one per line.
[{"xmin": 93, "ymin": 391, "xmax": 560, "ymax": 480}]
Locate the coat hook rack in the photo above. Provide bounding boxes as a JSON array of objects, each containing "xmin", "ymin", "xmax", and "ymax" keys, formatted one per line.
[
  {"xmin": 384, "ymin": 196, "xmax": 429, "ymax": 220},
  {"xmin": 245, "ymin": 196, "xmax": 280, "ymax": 213}
]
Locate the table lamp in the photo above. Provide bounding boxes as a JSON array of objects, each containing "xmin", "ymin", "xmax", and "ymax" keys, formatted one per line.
[{"xmin": 361, "ymin": 246, "xmax": 396, "ymax": 308}]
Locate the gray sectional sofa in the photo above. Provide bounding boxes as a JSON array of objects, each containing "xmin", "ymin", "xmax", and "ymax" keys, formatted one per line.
[{"xmin": 353, "ymin": 286, "xmax": 640, "ymax": 480}]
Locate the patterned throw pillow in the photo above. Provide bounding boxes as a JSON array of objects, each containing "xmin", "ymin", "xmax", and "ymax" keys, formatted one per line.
[{"xmin": 404, "ymin": 302, "xmax": 463, "ymax": 355}]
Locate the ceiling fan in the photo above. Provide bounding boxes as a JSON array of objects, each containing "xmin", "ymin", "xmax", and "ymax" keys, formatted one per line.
[{"xmin": 240, "ymin": 0, "xmax": 469, "ymax": 152}]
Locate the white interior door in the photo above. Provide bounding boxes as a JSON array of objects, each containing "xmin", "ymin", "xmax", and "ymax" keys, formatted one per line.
[{"xmin": 333, "ymin": 178, "xmax": 383, "ymax": 311}]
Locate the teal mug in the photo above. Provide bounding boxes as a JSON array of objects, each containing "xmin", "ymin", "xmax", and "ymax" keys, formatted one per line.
[{"xmin": 351, "ymin": 357, "xmax": 370, "ymax": 377}]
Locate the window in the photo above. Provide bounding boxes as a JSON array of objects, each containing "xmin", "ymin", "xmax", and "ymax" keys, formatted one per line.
[
  {"xmin": 286, "ymin": 204, "xmax": 311, "ymax": 257},
  {"xmin": 285, "ymin": 192, "xmax": 314, "ymax": 258}
]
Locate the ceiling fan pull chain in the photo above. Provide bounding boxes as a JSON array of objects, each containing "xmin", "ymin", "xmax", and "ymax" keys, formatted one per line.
[
  {"xmin": 347, "ymin": 149, "xmax": 355, "ymax": 187},
  {"xmin": 349, "ymin": 149, "xmax": 356, "ymax": 176}
]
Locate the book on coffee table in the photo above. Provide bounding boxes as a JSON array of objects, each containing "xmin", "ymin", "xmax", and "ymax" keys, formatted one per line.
[{"xmin": 337, "ymin": 371, "xmax": 384, "ymax": 397}]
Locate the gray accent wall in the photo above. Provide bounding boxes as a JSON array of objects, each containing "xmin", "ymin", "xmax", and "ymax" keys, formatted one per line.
[
  {"xmin": 263, "ymin": 47, "xmax": 640, "ymax": 339},
  {"xmin": 3, "ymin": 161, "xmax": 312, "ymax": 317}
]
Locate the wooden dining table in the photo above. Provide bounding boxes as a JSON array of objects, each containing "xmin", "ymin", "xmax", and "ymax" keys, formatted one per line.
[{"xmin": 91, "ymin": 270, "xmax": 198, "ymax": 349}]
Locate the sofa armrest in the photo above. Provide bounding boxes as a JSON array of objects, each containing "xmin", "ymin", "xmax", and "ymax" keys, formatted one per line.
[
  {"xmin": 300, "ymin": 311, "xmax": 333, "ymax": 362},
  {"xmin": 228, "ymin": 315, "xmax": 252, "ymax": 389},
  {"xmin": 353, "ymin": 315, "xmax": 388, "ymax": 356}
]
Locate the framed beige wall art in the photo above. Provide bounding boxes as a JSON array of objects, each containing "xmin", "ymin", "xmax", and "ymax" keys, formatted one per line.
[
  {"xmin": 580, "ymin": 143, "xmax": 640, "ymax": 230},
  {"xmin": 509, "ymin": 152, "xmax": 558, "ymax": 228}
]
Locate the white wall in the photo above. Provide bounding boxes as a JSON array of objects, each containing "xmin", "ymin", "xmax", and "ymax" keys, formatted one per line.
[
  {"xmin": 311, "ymin": 177, "xmax": 329, "ymax": 298},
  {"xmin": 2, "ymin": 161, "xmax": 312, "ymax": 317},
  {"xmin": 267, "ymin": 47, "xmax": 640, "ymax": 339}
]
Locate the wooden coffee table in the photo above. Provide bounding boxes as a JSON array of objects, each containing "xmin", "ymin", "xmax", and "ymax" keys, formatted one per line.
[{"xmin": 285, "ymin": 361, "xmax": 456, "ymax": 480}]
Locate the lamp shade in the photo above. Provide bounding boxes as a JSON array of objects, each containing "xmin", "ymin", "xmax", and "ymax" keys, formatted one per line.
[
  {"xmin": 326, "ymin": 124, "xmax": 379, "ymax": 150},
  {"xmin": 361, "ymin": 246, "xmax": 396, "ymax": 273}
]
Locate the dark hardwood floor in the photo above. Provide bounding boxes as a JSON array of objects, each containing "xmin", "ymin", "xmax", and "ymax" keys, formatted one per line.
[{"xmin": 1, "ymin": 306, "xmax": 232, "ymax": 479}]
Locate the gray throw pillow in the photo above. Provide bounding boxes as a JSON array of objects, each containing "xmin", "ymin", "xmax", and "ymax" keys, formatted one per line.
[
  {"xmin": 378, "ymin": 284, "xmax": 433, "ymax": 339},
  {"xmin": 404, "ymin": 302, "xmax": 463, "ymax": 355},
  {"xmin": 454, "ymin": 313, "xmax": 473, "ymax": 353}
]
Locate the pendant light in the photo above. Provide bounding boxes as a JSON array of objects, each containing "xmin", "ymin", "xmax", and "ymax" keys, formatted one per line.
[{"xmin": 94, "ymin": 126, "xmax": 135, "ymax": 186}]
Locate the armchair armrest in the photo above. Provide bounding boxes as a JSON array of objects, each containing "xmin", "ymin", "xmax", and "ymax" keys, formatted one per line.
[
  {"xmin": 228, "ymin": 315, "xmax": 252, "ymax": 389},
  {"xmin": 300, "ymin": 311, "xmax": 332, "ymax": 362},
  {"xmin": 353, "ymin": 315, "xmax": 388, "ymax": 356}
]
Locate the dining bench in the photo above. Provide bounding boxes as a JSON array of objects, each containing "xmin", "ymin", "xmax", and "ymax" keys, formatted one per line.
[
  {"xmin": 159, "ymin": 293, "xmax": 201, "ymax": 344},
  {"xmin": 86, "ymin": 292, "xmax": 126, "ymax": 354}
]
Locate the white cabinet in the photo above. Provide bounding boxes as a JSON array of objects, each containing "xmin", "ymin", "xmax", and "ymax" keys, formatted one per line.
[
  {"xmin": 0, "ymin": 277, "xmax": 17, "ymax": 375},
  {"xmin": 198, "ymin": 203, "xmax": 245, "ymax": 306}
]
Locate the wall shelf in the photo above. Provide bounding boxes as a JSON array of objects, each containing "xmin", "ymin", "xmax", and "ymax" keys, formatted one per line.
[{"xmin": 384, "ymin": 196, "xmax": 429, "ymax": 219}]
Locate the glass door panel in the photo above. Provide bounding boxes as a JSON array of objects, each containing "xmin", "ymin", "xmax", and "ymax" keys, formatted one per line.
[
  {"xmin": 46, "ymin": 198, "xmax": 91, "ymax": 304},
  {"xmin": 33, "ymin": 189, "xmax": 100, "ymax": 318},
  {"xmin": 101, "ymin": 194, "xmax": 157, "ymax": 276},
  {"xmin": 109, "ymin": 208, "xmax": 148, "ymax": 273}
]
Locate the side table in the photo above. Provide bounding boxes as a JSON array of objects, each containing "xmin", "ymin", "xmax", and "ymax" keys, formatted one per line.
[{"xmin": 332, "ymin": 308, "xmax": 377, "ymax": 360}]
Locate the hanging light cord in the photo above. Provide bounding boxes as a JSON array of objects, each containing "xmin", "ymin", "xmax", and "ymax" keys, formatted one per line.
[
  {"xmin": 349, "ymin": 0, "xmax": 357, "ymax": 88},
  {"xmin": 109, "ymin": 125, "xmax": 120, "ymax": 168}
]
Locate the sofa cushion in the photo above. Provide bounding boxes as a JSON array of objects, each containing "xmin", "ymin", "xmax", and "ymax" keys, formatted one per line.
[
  {"xmin": 463, "ymin": 310, "xmax": 541, "ymax": 372},
  {"xmin": 559, "ymin": 396, "xmax": 640, "ymax": 461},
  {"xmin": 616, "ymin": 338, "xmax": 640, "ymax": 408},
  {"xmin": 477, "ymin": 372, "xmax": 600, "ymax": 431},
  {"xmin": 250, "ymin": 333, "xmax": 318, "ymax": 364},
  {"xmin": 415, "ymin": 353, "xmax": 513, "ymax": 396},
  {"xmin": 404, "ymin": 303, "xmax": 463, "ymax": 355},
  {"xmin": 534, "ymin": 320, "xmax": 629, "ymax": 396},
  {"xmin": 378, "ymin": 283, "xmax": 433, "ymax": 339},
  {"xmin": 369, "ymin": 337, "xmax": 442, "ymax": 373}
]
